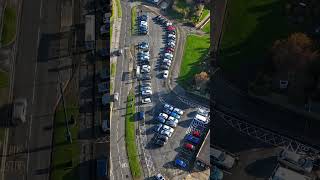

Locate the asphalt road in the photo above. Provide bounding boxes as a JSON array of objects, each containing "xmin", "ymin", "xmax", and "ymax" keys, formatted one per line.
[
  {"xmin": 4, "ymin": 0, "xmax": 66, "ymax": 179},
  {"xmin": 110, "ymin": 0, "xmax": 133, "ymax": 179}
]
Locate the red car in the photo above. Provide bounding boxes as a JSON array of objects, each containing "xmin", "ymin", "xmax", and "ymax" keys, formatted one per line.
[
  {"xmin": 165, "ymin": 47, "xmax": 174, "ymax": 53},
  {"xmin": 184, "ymin": 143, "xmax": 195, "ymax": 151},
  {"xmin": 167, "ymin": 25, "xmax": 175, "ymax": 31},
  {"xmin": 192, "ymin": 131, "xmax": 201, "ymax": 138}
]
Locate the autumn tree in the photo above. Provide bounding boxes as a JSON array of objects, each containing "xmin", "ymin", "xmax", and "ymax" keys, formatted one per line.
[
  {"xmin": 194, "ymin": 71, "xmax": 209, "ymax": 89},
  {"xmin": 271, "ymin": 32, "xmax": 317, "ymax": 73}
]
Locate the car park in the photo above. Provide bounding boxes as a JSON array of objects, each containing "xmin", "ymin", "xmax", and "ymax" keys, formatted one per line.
[
  {"xmin": 165, "ymin": 117, "xmax": 178, "ymax": 128},
  {"xmin": 184, "ymin": 143, "xmax": 195, "ymax": 151},
  {"xmin": 155, "ymin": 139, "xmax": 166, "ymax": 146},
  {"xmin": 167, "ymin": 42, "xmax": 175, "ymax": 48},
  {"xmin": 170, "ymin": 112, "xmax": 181, "ymax": 119},
  {"xmin": 211, "ymin": 148, "xmax": 236, "ymax": 169},
  {"xmin": 156, "ymin": 116, "xmax": 166, "ymax": 124},
  {"xmin": 142, "ymin": 97, "xmax": 152, "ymax": 104},
  {"xmin": 142, "ymin": 90, "xmax": 152, "ymax": 96},
  {"xmin": 160, "ymin": 129, "xmax": 173, "ymax": 137},
  {"xmin": 163, "ymin": 61, "xmax": 172, "ymax": 67},
  {"xmin": 138, "ymin": 52, "xmax": 150, "ymax": 57},
  {"xmin": 173, "ymin": 108, "xmax": 184, "ymax": 115},
  {"xmin": 186, "ymin": 134, "xmax": 200, "ymax": 144},
  {"xmin": 141, "ymin": 82, "xmax": 151, "ymax": 87},
  {"xmin": 163, "ymin": 58, "xmax": 172, "ymax": 64},
  {"xmin": 167, "ymin": 39, "xmax": 176, "ymax": 44},
  {"xmin": 168, "ymin": 33, "xmax": 176, "ymax": 39},
  {"xmin": 175, "ymin": 159, "xmax": 187, "ymax": 168},
  {"xmin": 163, "ymin": 70, "xmax": 169, "ymax": 79},
  {"xmin": 141, "ymin": 68, "xmax": 151, "ymax": 73},
  {"xmin": 159, "ymin": 113, "xmax": 168, "ymax": 119},
  {"xmin": 164, "ymin": 104, "xmax": 174, "ymax": 111},
  {"xmin": 167, "ymin": 116, "xmax": 178, "ymax": 123},
  {"xmin": 155, "ymin": 173, "xmax": 165, "ymax": 180},
  {"xmin": 164, "ymin": 53, "xmax": 173, "ymax": 59}
]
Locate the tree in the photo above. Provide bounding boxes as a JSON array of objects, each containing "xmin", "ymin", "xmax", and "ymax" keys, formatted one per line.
[
  {"xmin": 194, "ymin": 71, "xmax": 209, "ymax": 89},
  {"xmin": 271, "ymin": 32, "xmax": 316, "ymax": 73}
]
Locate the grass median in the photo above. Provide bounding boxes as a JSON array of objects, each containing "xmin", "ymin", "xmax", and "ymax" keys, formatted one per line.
[
  {"xmin": 1, "ymin": 6, "xmax": 17, "ymax": 45},
  {"xmin": 179, "ymin": 34, "xmax": 210, "ymax": 88},
  {"xmin": 111, "ymin": 62, "xmax": 116, "ymax": 78},
  {"xmin": 131, "ymin": 6, "xmax": 137, "ymax": 35},
  {"xmin": 125, "ymin": 90, "xmax": 141, "ymax": 179},
  {"xmin": 115, "ymin": 0, "xmax": 122, "ymax": 18},
  {"xmin": 51, "ymin": 79, "xmax": 80, "ymax": 180}
]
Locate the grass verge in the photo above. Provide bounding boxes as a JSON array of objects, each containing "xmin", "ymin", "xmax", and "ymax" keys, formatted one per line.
[
  {"xmin": 131, "ymin": 6, "xmax": 136, "ymax": 35},
  {"xmin": 111, "ymin": 62, "xmax": 116, "ymax": 78},
  {"xmin": 1, "ymin": 6, "xmax": 16, "ymax": 45},
  {"xmin": 202, "ymin": 21, "xmax": 210, "ymax": 34},
  {"xmin": 199, "ymin": 9, "xmax": 209, "ymax": 22},
  {"xmin": 179, "ymin": 34, "xmax": 210, "ymax": 88},
  {"xmin": 115, "ymin": 0, "xmax": 122, "ymax": 18},
  {"xmin": 125, "ymin": 90, "xmax": 141, "ymax": 179},
  {"xmin": 51, "ymin": 79, "xmax": 80, "ymax": 180}
]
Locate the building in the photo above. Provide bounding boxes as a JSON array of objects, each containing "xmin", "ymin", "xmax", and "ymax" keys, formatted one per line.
[
  {"xmin": 85, "ymin": 15, "xmax": 95, "ymax": 50},
  {"xmin": 195, "ymin": 129, "xmax": 210, "ymax": 169}
]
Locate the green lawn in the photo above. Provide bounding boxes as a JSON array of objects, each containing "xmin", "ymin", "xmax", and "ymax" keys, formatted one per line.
[
  {"xmin": 179, "ymin": 34, "xmax": 210, "ymax": 87},
  {"xmin": 51, "ymin": 80, "xmax": 80, "ymax": 180},
  {"xmin": 202, "ymin": 21, "xmax": 210, "ymax": 34},
  {"xmin": 125, "ymin": 90, "xmax": 141, "ymax": 179},
  {"xmin": 115, "ymin": 0, "xmax": 122, "ymax": 18},
  {"xmin": 1, "ymin": 6, "xmax": 16, "ymax": 45},
  {"xmin": 131, "ymin": 6, "xmax": 137, "ymax": 35},
  {"xmin": 111, "ymin": 62, "xmax": 116, "ymax": 78},
  {"xmin": 220, "ymin": 0, "xmax": 301, "ymax": 74},
  {"xmin": 199, "ymin": 9, "xmax": 209, "ymax": 22}
]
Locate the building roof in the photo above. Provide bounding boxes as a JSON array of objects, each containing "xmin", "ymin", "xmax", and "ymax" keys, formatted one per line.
[
  {"xmin": 272, "ymin": 165, "xmax": 311, "ymax": 180},
  {"xmin": 196, "ymin": 129, "xmax": 210, "ymax": 166}
]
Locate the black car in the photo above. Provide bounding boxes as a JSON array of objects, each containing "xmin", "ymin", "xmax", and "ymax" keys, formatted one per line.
[
  {"xmin": 141, "ymin": 74, "xmax": 151, "ymax": 80},
  {"xmin": 160, "ymin": 64, "xmax": 169, "ymax": 70},
  {"xmin": 138, "ymin": 15, "xmax": 148, "ymax": 21},
  {"xmin": 162, "ymin": 108, "xmax": 171, "ymax": 115},
  {"xmin": 157, "ymin": 134, "xmax": 169, "ymax": 142},
  {"xmin": 154, "ymin": 139, "xmax": 165, "ymax": 146}
]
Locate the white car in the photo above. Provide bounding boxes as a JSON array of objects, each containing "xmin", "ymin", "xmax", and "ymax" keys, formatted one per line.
[
  {"xmin": 164, "ymin": 53, "xmax": 173, "ymax": 60},
  {"xmin": 140, "ymin": 21, "xmax": 148, "ymax": 26},
  {"xmin": 142, "ymin": 98, "xmax": 152, "ymax": 104},
  {"xmin": 164, "ymin": 104, "xmax": 174, "ymax": 111},
  {"xmin": 197, "ymin": 108, "xmax": 209, "ymax": 117},
  {"xmin": 163, "ymin": 58, "xmax": 172, "ymax": 63},
  {"xmin": 141, "ymin": 86, "xmax": 152, "ymax": 91},
  {"xmin": 155, "ymin": 173, "xmax": 165, "ymax": 180},
  {"xmin": 173, "ymin": 108, "xmax": 184, "ymax": 115},
  {"xmin": 159, "ymin": 113, "xmax": 168, "ymax": 119},
  {"xmin": 163, "ymin": 70, "xmax": 169, "ymax": 79},
  {"xmin": 168, "ymin": 116, "xmax": 178, "ymax": 123},
  {"xmin": 141, "ymin": 82, "xmax": 152, "ymax": 87},
  {"xmin": 168, "ymin": 34, "xmax": 176, "ymax": 38},
  {"xmin": 168, "ymin": 41, "xmax": 175, "ymax": 47},
  {"xmin": 142, "ymin": 90, "xmax": 152, "ymax": 96},
  {"xmin": 142, "ymin": 65, "xmax": 151, "ymax": 69},
  {"xmin": 166, "ymin": 22, "xmax": 172, "ymax": 27},
  {"xmin": 141, "ymin": 68, "xmax": 151, "ymax": 73}
]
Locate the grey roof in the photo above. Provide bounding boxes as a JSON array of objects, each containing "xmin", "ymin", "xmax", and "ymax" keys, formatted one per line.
[{"xmin": 196, "ymin": 129, "xmax": 210, "ymax": 166}]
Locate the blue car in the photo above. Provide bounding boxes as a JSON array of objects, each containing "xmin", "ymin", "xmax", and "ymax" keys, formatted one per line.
[
  {"xmin": 156, "ymin": 117, "xmax": 166, "ymax": 124},
  {"xmin": 170, "ymin": 112, "xmax": 181, "ymax": 119},
  {"xmin": 186, "ymin": 134, "xmax": 200, "ymax": 144},
  {"xmin": 175, "ymin": 159, "xmax": 187, "ymax": 168}
]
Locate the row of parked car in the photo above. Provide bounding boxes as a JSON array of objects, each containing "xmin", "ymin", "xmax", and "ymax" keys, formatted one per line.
[
  {"xmin": 153, "ymin": 104, "xmax": 184, "ymax": 146},
  {"xmin": 152, "ymin": 15, "xmax": 176, "ymax": 79},
  {"xmin": 138, "ymin": 14, "xmax": 149, "ymax": 35}
]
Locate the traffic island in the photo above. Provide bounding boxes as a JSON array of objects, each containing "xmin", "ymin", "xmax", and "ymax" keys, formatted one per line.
[
  {"xmin": 125, "ymin": 90, "xmax": 142, "ymax": 179},
  {"xmin": 131, "ymin": 6, "xmax": 137, "ymax": 35},
  {"xmin": 1, "ymin": 6, "xmax": 17, "ymax": 46}
]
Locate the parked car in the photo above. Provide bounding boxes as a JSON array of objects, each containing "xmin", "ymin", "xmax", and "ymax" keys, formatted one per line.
[
  {"xmin": 138, "ymin": 111, "xmax": 145, "ymax": 120},
  {"xmin": 157, "ymin": 134, "xmax": 169, "ymax": 142},
  {"xmin": 175, "ymin": 159, "xmax": 187, "ymax": 168},
  {"xmin": 154, "ymin": 124, "xmax": 163, "ymax": 132},
  {"xmin": 211, "ymin": 148, "xmax": 236, "ymax": 169},
  {"xmin": 138, "ymin": 14, "xmax": 148, "ymax": 21},
  {"xmin": 154, "ymin": 139, "xmax": 166, "ymax": 146},
  {"xmin": 163, "ymin": 70, "xmax": 169, "ymax": 79},
  {"xmin": 163, "ymin": 61, "xmax": 172, "ymax": 66},
  {"xmin": 155, "ymin": 173, "xmax": 165, "ymax": 180},
  {"xmin": 159, "ymin": 113, "xmax": 168, "ymax": 119},
  {"xmin": 162, "ymin": 108, "xmax": 172, "ymax": 115},
  {"xmin": 164, "ymin": 104, "xmax": 174, "ymax": 111},
  {"xmin": 186, "ymin": 134, "xmax": 200, "ymax": 144},
  {"xmin": 173, "ymin": 108, "xmax": 184, "ymax": 115},
  {"xmin": 160, "ymin": 129, "xmax": 173, "ymax": 137},
  {"xmin": 156, "ymin": 116, "xmax": 166, "ymax": 124},
  {"xmin": 184, "ymin": 143, "xmax": 195, "ymax": 151},
  {"xmin": 170, "ymin": 112, "xmax": 181, "ymax": 119},
  {"xmin": 141, "ymin": 90, "xmax": 152, "ymax": 96},
  {"xmin": 163, "ymin": 58, "xmax": 172, "ymax": 64},
  {"xmin": 278, "ymin": 149, "xmax": 313, "ymax": 173},
  {"xmin": 139, "ymin": 42, "xmax": 149, "ymax": 50},
  {"xmin": 161, "ymin": 64, "xmax": 170, "ymax": 70},
  {"xmin": 141, "ymin": 74, "xmax": 151, "ymax": 80},
  {"xmin": 141, "ymin": 86, "xmax": 152, "ymax": 91},
  {"xmin": 192, "ymin": 130, "xmax": 201, "ymax": 138},
  {"xmin": 165, "ymin": 47, "xmax": 174, "ymax": 53},
  {"xmin": 165, "ymin": 117, "xmax": 178, "ymax": 128},
  {"xmin": 164, "ymin": 53, "xmax": 173, "ymax": 59},
  {"xmin": 141, "ymin": 97, "xmax": 151, "ymax": 104},
  {"xmin": 114, "ymin": 93, "xmax": 119, "ymax": 101},
  {"xmin": 166, "ymin": 22, "xmax": 173, "ymax": 27}
]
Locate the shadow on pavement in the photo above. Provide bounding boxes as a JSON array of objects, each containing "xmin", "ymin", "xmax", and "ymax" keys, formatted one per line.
[{"xmin": 245, "ymin": 156, "xmax": 277, "ymax": 178}]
